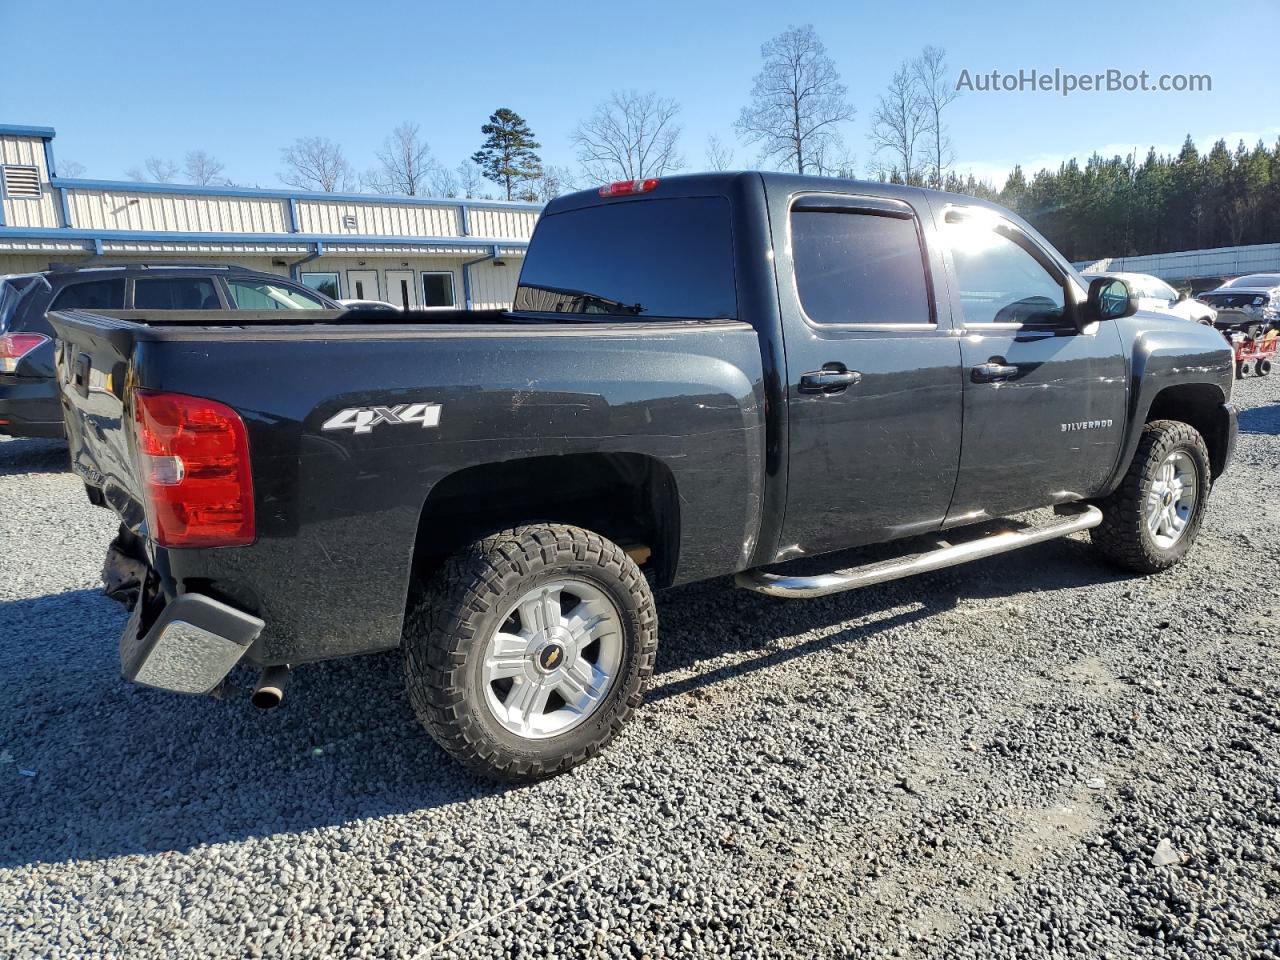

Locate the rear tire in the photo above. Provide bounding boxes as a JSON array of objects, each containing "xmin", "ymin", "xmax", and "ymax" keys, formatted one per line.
[
  {"xmin": 403, "ymin": 523, "xmax": 658, "ymax": 782},
  {"xmin": 1091, "ymin": 420, "xmax": 1211, "ymax": 574}
]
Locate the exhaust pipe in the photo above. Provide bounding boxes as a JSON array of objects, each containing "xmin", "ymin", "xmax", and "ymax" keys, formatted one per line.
[{"xmin": 251, "ymin": 664, "xmax": 290, "ymax": 709}]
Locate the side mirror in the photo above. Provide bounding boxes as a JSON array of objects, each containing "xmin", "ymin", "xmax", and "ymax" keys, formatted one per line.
[
  {"xmin": 1177, "ymin": 290, "xmax": 1189, "ymax": 302},
  {"xmin": 1085, "ymin": 277, "xmax": 1138, "ymax": 324}
]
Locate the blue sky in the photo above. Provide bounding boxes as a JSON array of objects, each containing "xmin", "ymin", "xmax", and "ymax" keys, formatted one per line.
[{"xmin": 2, "ymin": 0, "xmax": 1276, "ymax": 193}]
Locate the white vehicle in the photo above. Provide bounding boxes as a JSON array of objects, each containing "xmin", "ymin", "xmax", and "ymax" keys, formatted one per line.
[
  {"xmin": 337, "ymin": 298, "xmax": 402, "ymax": 313},
  {"xmin": 1082, "ymin": 271, "xmax": 1215, "ymax": 325}
]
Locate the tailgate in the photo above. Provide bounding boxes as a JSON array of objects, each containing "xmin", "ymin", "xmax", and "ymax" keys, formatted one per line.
[{"xmin": 47, "ymin": 310, "xmax": 146, "ymax": 527}]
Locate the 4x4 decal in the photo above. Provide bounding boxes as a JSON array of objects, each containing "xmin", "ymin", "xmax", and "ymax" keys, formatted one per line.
[{"xmin": 322, "ymin": 403, "xmax": 441, "ymax": 434}]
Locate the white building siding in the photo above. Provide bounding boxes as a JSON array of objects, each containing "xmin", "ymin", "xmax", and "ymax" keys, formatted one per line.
[
  {"xmin": 0, "ymin": 134, "xmax": 62, "ymax": 229},
  {"xmin": 469, "ymin": 260, "xmax": 522, "ymax": 310},
  {"xmin": 294, "ymin": 201, "xmax": 462, "ymax": 237},
  {"xmin": 66, "ymin": 189, "xmax": 290, "ymax": 234},
  {"xmin": 469, "ymin": 207, "xmax": 540, "ymax": 240},
  {"xmin": 295, "ymin": 254, "xmax": 520, "ymax": 307}
]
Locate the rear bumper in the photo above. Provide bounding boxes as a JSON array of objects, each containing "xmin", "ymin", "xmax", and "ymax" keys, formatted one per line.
[
  {"xmin": 0, "ymin": 375, "xmax": 63, "ymax": 438},
  {"xmin": 121, "ymin": 592, "xmax": 264, "ymax": 694}
]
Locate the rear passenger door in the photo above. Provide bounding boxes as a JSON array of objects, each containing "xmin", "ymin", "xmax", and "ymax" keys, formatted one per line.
[
  {"xmin": 932, "ymin": 204, "xmax": 1128, "ymax": 523},
  {"xmin": 774, "ymin": 192, "xmax": 963, "ymax": 558}
]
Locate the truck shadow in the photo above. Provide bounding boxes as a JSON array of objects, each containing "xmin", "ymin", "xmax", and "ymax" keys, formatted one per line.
[
  {"xmin": 0, "ymin": 537, "xmax": 1126, "ymax": 869},
  {"xmin": 1239, "ymin": 402, "xmax": 1279, "ymax": 436},
  {"xmin": 0, "ymin": 437, "xmax": 69, "ymax": 476}
]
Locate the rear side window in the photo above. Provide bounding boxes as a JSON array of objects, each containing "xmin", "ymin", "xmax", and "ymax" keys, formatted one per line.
[
  {"xmin": 227, "ymin": 279, "xmax": 327, "ymax": 310},
  {"xmin": 134, "ymin": 277, "xmax": 220, "ymax": 310},
  {"xmin": 791, "ymin": 209, "xmax": 932, "ymax": 325},
  {"xmin": 515, "ymin": 197, "xmax": 736, "ymax": 319},
  {"xmin": 50, "ymin": 279, "xmax": 126, "ymax": 312}
]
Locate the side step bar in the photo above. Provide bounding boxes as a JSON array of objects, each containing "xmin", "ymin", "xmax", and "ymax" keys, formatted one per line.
[{"xmin": 735, "ymin": 504, "xmax": 1103, "ymax": 599}]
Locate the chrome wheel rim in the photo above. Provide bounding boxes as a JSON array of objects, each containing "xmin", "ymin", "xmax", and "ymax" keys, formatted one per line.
[
  {"xmin": 1146, "ymin": 450, "xmax": 1198, "ymax": 549},
  {"xmin": 481, "ymin": 580, "xmax": 623, "ymax": 739}
]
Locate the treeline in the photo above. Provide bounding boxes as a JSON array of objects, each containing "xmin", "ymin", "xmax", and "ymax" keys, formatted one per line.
[{"xmin": 939, "ymin": 137, "xmax": 1280, "ymax": 261}]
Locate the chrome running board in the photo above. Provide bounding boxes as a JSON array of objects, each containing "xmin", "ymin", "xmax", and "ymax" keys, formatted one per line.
[{"xmin": 735, "ymin": 504, "xmax": 1103, "ymax": 599}]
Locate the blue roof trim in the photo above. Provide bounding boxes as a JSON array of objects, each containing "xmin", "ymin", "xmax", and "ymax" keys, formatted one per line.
[
  {"xmin": 0, "ymin": 124, "xmax": 57, "ymax": 139},
  {"xmin": 0, "ymin": 225, "xmax": 528, "ymax": 248},
  {"xmin": 51, "ymin": 177, "xmax": 544, "ymax": 211}
]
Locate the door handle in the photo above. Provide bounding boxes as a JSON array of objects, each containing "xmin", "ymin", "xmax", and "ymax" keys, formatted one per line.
[
  {"xmin": 800, "ymin": 367, "xmax": 863, "ymax": 394},
  {"xmin": 971, "ymin": 361, "xmax": 1019, "ymax": 383}
]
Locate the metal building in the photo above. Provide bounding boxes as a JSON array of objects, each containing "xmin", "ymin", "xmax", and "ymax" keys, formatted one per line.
[{"xmin": 0, "ymin": 124, "xmax": 540, "ymax": 308}]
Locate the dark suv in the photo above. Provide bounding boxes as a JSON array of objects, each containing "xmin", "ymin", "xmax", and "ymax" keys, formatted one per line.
[{"xmin": 0, "ymin": 264, "xmax": 339, "ymax": 438}]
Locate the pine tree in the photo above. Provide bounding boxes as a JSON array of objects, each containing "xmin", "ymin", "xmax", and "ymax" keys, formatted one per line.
[{"xmin": 471, "ymin": 108, "xmax": 542, "ymax": 201}]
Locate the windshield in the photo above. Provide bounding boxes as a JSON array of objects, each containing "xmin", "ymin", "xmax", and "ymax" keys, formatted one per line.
[{"xmin": 0, "ymin": 276, "xmax": 38, "ymax": 334}]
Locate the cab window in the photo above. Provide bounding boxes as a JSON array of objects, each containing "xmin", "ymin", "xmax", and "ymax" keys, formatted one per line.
[
  {"xmin": 944, "ymin": 218, "xmax": 1067, "ymax": 326},
  {"xmin": 790, "ymin": 207, "xmax": 932, "ymax": 325}
]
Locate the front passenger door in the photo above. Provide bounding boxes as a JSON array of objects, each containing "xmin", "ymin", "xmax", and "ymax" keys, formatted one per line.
[{"xmin": 936, "ymin": 206, "xmax": 1127, "ymax": 524}]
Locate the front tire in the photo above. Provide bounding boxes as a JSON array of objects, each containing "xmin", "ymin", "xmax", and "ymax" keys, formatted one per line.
[
  {"xmin": 1091, "ymin": 420, "xmax": 1211, "ymax": 574},
  {"xmin": 403, "ymin": 524, "xmax": 658, "ymax": 781}
]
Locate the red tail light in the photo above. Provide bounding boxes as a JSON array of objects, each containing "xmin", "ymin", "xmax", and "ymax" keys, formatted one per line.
[
  {"xmin": 598, "ymin": 178, "xmax": 659, "ymax": 197},
  {"xmin": 0, "ymin": 333, "xmax": 50, "ymax": 373},
  {"xmin": 133, "ymin": 389, "xmax": 255, "ymax": 547}
]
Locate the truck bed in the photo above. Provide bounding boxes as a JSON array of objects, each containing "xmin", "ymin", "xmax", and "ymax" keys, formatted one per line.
[{"xmin": 50, "ymin": 307, "xmax": 767, "ymax": 666}]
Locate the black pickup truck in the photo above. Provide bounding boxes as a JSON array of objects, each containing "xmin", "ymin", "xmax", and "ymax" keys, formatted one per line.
[{"xmin": 51, "ymin": 172, "xmax": 1237, "ymax": 781}]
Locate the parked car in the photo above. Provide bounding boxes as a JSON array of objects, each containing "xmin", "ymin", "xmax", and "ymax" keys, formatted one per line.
[
  {"xmin": 1082, "ymin": 271, "xmax": 1215, "ymax": 324},
  {"xmin": 1197, "ymin": 274, "xmax": 1280, "ymax": 377},
  {"xmin": 0, "ymin": 264, "xmax": 339, "ymax": 438},
  {"xmin": 52, "ymin": 173, "xmax": 1236, "ymax": 782},
  {"xmin": 1197, "ymin": 274, "xmax": 1280, "ymax": 331}
]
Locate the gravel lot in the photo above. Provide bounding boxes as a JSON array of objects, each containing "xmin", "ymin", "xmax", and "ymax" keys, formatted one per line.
[{"xmin": 2, "ymin": 375, "xmax": 1278, "ymax": 960}]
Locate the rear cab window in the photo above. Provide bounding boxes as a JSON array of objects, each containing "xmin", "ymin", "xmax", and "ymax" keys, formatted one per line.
[{"xmin": 514, "ymin": 197, "xmax": 736, "ymax": 319}]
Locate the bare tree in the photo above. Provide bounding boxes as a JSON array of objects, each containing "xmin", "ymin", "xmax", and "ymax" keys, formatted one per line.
[
  {"xmin": 455, "ymin": 161, "xmax": 489, "ymax": 199},
  {"xmin": 735, "ymin": 24, "xmax": 855, "ymax": 175},
  {"xmin": 127, "ymin": 156, "xmax": 179, "ymax": 183},
  {"xmin": 704, "ymin": 134, "xmax": 734, "ymax": 172},
  {"xmin": 572, "ymin": 90, "xmax": 684, "ymax": 182},
  {"xmin": 184, "ymin": 150, "xmax": 228, "ymax": 186},
  {"xmin": 912, "ymin": 46, "xmax": 959, "ymax": 187},
  {"xmin": 57, "ymin": 159, "xmax": 86, "ymax": 178},
  {"xmin": 869, "ymin": 63, "xmax": 927, "ymax": 184},
  {"xmin": 536, "ymin": 164, "xmax": 576, "ymax": 202},
  {"xmin": 363, "ymin": 122, "xmax": 437, "ymax": 195},
  {"xmin": 812, "ymin": 140, "xmax": 857, "ymax": 178},
  {"xmin": 428, "ymin": 163, "xmax": 459, "ymax": 198},
  {"xmin": 280, "ymin": 137, "xmax": 352, "ymax": 192}
]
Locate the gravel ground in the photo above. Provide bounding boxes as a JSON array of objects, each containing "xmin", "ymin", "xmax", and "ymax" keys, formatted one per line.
[{"xmin": 2, "ymin": 376, "xmax": 1278, "ymax": 960}]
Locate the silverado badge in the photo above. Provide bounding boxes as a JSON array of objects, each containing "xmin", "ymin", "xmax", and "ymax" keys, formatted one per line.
[{"xmin": 1061, "ymin": 419, "xmax": 1114, "ymax": 432}]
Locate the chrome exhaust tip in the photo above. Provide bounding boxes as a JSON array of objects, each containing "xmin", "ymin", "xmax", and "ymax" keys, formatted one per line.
[{"xmin": 250, "ymin": 664, "xmax": 290, "ymax": 709}]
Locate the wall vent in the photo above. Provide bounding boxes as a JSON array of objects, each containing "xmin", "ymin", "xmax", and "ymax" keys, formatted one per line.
[
  {"xmin": 2, "ymin": 165, "xmax": 42, "ymax": 199},
  {"xmin": 342, "ymin": 213, "xmax": 357, "ymax": 229}
]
